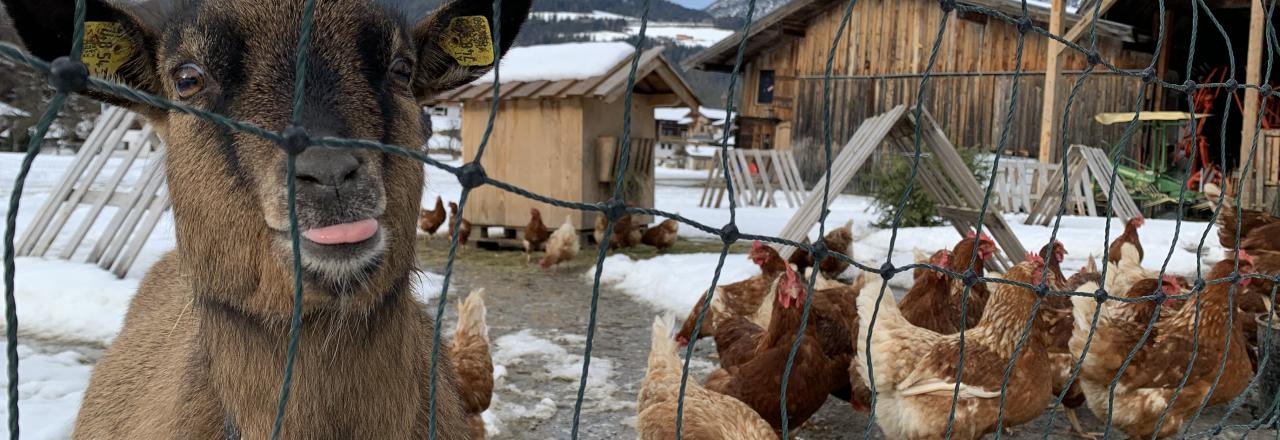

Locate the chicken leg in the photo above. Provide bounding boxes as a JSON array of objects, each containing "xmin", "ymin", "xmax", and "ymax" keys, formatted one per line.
[{"xmin": 1064, "ymin": 408, "xmax": 1101, "ymax": 440}]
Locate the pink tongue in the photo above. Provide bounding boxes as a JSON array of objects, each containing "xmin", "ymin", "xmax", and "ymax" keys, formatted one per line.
[{"xmin": 302, "ymin": 219, "xmax": 378, "ymax": 245}]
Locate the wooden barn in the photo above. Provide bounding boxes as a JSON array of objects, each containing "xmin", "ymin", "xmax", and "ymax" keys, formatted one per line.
[
  {"xmin": 431, "ymin": 42, "xmax": 699, "ymax": 240},
  {"xmin": 684, "ymin": 0, "xmax": 1155, "ymax": 182}
]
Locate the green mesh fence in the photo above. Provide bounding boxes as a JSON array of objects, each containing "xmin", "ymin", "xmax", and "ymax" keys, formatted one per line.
[{"xmin": 1, "ymin": 0, "xmax": 1279, "ymax": 439}]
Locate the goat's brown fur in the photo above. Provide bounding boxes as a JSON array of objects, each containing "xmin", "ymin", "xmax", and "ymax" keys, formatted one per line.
[{"xmin": 2, "ymin": 0, "xmax": 530, "ymax": 437}]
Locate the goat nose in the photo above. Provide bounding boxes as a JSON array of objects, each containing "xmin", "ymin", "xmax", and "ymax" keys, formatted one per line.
[{"xmin": 294, "ymin": 147, "xmax": 360, "ymax": 187}]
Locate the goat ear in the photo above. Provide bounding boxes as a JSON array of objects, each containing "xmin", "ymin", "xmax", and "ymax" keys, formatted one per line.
[
  {"xmin": 2, "ymin": 0, "xmax": 164, "ymax": 110},
  {"xmin": 411, "ymin": 0, "xmax": 532, "ymax": 99}
]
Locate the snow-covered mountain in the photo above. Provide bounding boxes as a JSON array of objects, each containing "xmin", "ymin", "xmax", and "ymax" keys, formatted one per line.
[{"xmin": 704, "ymin": 0, "xmax": 793, "ymax": 19}]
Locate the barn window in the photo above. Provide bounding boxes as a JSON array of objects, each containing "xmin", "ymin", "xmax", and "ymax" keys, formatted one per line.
[{"xmin": 757, "ymin": 70, "xmax": 775, "ymax": 104}]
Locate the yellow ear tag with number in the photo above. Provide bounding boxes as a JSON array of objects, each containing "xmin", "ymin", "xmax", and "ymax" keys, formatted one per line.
[
  {"xmin": 441, "ymin": 16, "xmax": 494, "ymax": 67},
  {"xmin": 81, "ymin": 21, "xmax": 133, "ymax": 77}
]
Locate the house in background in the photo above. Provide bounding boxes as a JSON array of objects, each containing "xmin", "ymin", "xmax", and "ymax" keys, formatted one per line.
[
  {"xmin": 653, "ymin": 106, "xmax": 730, "ymax": 168},
  {"xmin": 0, "ymin": 101, "xmax": 29, "ymax": 149},
  {"xmin": 424, "ymin": 104, "xmax": 462, "ymax": 153},
  {"xmin": 684, "ymin": 0, "xmax": 1152, "ymax": 182},
  {"xmin": 430, "ymin": 42, "xmax": 699, "ymax": 239},
  {"xmin": 654, "ymin": 107, "xmax": 691, "ymax": 166}
]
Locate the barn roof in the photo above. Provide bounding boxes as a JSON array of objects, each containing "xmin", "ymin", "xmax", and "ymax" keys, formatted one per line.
[
  {"xmin": 684, "ymin": 0, "xmax": 1137, "ymax": 72},
  {"xmin": 432, "ymin": 44, "xmax": 699, "ymax": 110}
]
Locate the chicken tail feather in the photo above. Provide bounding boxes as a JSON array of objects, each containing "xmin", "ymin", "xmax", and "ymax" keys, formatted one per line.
[{"xmin": 456, "ymin": 288, "xmax": 489, "ymax": 343}]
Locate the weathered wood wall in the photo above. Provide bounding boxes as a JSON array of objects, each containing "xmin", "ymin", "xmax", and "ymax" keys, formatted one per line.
[
  {"xmin": 790, "ymin": 74, "xmax": 1152, "ymax": 183},
  {"xmin": 730, "ymin": 0, "xmax": 1155, "ymax": 182}
]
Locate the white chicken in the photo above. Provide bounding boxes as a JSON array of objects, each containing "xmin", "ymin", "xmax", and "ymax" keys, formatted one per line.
[{"xmin": 539, "ymin": 215, "xmax": 579, "ymax": 269}]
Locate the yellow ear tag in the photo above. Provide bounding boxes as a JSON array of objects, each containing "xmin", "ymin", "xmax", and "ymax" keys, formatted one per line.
[
  {"xmin": 81, "ymin": 21, "xmax": 133, "ymax": 77},
  {"xmin": 441, "ymin": 16, "xmax": 494, "ymax": 67}
]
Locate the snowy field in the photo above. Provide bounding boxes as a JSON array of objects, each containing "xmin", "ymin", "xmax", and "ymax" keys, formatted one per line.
[{"xmin": 0, "ymin": 150, "xmax": 1229, "ymax": 438}]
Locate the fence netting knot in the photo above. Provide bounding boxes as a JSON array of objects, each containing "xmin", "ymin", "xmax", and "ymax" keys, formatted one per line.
[{"xmin": 2, "ymin": 0, "xmax": 1280, "ymax": 439}]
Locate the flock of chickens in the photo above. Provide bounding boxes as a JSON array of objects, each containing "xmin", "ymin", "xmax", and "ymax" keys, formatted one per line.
[
  {"xmin": 638, "ymin": 208, "xmax": 1277, "ymax": 439},
  {"xmin": 419, "ymin": 192, "xmax": 1280, "ymax": 439},
  {"xmin": 418, "ymin": 196, "xmax": 681, "ymax": 268}
]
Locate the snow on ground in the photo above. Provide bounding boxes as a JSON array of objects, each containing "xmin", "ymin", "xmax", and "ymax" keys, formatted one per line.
[
  {"xmin": 486, "ymin": 329, "xmax": 626, "ymax": 435},
  {"xmin": 627, "ymin": 25, "xmax": 734, "ymax": 47},
  {"xmin": 591, "ymin": 253, "xmax": 760, "ymax": 316},
  {"xmin": 0, "ymin": 346, "xmax": 92, "ymax": 440},
  {"xmin": 653, "ymin": 166, "xmax": 708, "ymax": 181},
  {"xmin": 475, "ymin": 42, "xmax": 635, "ymax": 84},
  {"xmin": 529, "ymin": 10, "xmax": 630, "ymax": 21}
]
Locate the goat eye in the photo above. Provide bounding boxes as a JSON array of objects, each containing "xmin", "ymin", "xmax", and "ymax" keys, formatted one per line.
[
  {"xmin": 389, "ymin": 58, "xmax": 412, "ymax": 85},
  {"xmin": 173, "ymin": 64, "xmax": 206, "ymax": 99}
]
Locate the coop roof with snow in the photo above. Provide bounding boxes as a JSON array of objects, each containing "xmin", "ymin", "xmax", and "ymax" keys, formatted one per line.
[{"xmin": 433, "ymin": 43, "xmax": 699, "ymax": 109}]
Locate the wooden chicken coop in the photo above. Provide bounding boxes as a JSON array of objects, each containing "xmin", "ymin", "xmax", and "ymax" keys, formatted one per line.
[{"xmin": 431, "ymin": 42, "xmax": 700, "ymax": 246}]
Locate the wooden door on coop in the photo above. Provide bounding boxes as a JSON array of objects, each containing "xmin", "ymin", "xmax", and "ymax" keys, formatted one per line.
[
  {"xmin": 620, "ymin": 137, "xmax": 656, "ymax": 219},
  {"xmin": 17, "ymin": 107, "xmax": 170, "ymax": 278}
]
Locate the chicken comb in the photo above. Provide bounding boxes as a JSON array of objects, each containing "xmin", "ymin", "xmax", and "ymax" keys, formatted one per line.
[
  {"xmin": 1237, "ymin": 250, "xmax": 1255, "ymax": 267},
  {"xmin": 1024, "ymin": 252, "xmax": 1045, "ymax": 265},
  {"xmin": 751, "ymin": 240, "xmax": 764, "ymax": 251}
]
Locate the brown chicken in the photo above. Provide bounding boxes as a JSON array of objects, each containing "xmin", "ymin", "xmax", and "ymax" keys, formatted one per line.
[
  {"xmin": 593, "ymin": 212, "xmax": 637, "ymax": 250},
  {"xmin": 1038, "ymin": 241, "xmax": 1069, "ymax": 290},
  {"xmin": 1065, "ymin": 256, "xmax": 1101, "ymax": 292},
  {"xmin": 523, "ymin": 208, "xmax": 551, "ymax": 263},
  {"xmin": 1032, "ymin": 241, "xmax": 1098, "ymax": 439},
  {"xmin": 447, "ymin": 201, "xmax": 471, "ymax": 247},
  {"xmin": 856, "ymin": 255, "xmax": 1052, "ymax": 439},
  {"xmin": 1070, "ymin": 255, "xmax": 1257, "ymax": 438},
  {"xmin": 787, "ymin": 220, "xmax": 854, "ymax": 280},
  {"xmin": 1216, "ymin": 202, "xmax": 1280, "ymax": 252},
  {"xmin": 637, "ymin": 315, "xmax": 775, "ymax": 440},
  {"xmin": 641, "ymin": 218, "xmax": 679, "ymax": 252},
  {"xmin": 914, "ymin": 248, "xmax": 950, "ymax": 279},
  {"xmin": 1105, "ymin": 217, "xmax": 1152, "ymax": 297},
  {"xmin": 899, "ymin": 249, "xmax": 958, "ymax": 334},
  {"xmin": 1108, "ymin": 216, "xmax": 1145, "ymax": 266},
  {"xmin": 952, "ymin": 232, "xmax": 998, "ymax": 329},
  {"xmin": 418, "ymin": 196, "xmax": 446, "ymax": 237},
  {"xmin": 675, "ymin": 241, "xmax": 789, "ymax": 345},
  {"xmin": 539, "ymin": 215, "xmax": 579, "ymax": 270},
  {"xmin": 713, "ymin": 271, "xmax": 869, "ymax": 411},
  {"xmin": 899, "ymin": 234, "xmax": 997, "ymax": 335},
  {"xmin": 450, "ymin": 289, "xmax": 493, "ymax": 439},
  {"xmin": 1239, "ymin": 249, "xmax": 1280, "ymax": 369},
  {"xmin": 704, "ymin": 262, "xmax": 850, "ymax": 432}
]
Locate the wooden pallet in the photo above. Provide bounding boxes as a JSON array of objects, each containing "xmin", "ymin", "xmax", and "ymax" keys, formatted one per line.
[
  {"xmin": 773, "ymin": 105, "xmax": 1025, "ymax": 272},
  {"xmin": 992, "ymin": 160, "xmax": 1095, "ymax": 215},
  {"xmin": 1025, "ymin": 144, "xmax": 1141, "ymax": 226},
  {"xmin": 699, "ymin": 148, "xmax": 807, "ymax": 209},
  {"xmin": 17, "ymin": 107, "xmax": 170, "ymax": 278}
]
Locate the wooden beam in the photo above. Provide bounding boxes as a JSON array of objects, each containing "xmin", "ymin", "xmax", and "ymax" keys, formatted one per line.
[
  {"xmin": 1153, "ymin": 8, "xmax": 1174, "ymax": 109},
  {"xmin": 1055, "ymin": 0, "xmax": 1121, "ymax": 55},
  {"xmin": 1038, "ymin": 0, "xmax": 1067, "ymax": 164},
  {"xmin": 1241, "ymin": 0, "xmax": 1266, "ymax": 200}
]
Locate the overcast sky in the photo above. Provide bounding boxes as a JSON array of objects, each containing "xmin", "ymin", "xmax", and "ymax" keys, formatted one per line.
[{"xmin": 671, "ymin": 0, "xmax": 717, "ymax": 9}]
